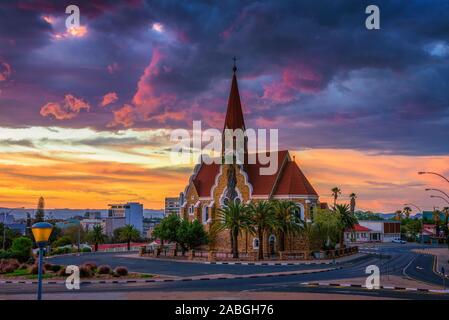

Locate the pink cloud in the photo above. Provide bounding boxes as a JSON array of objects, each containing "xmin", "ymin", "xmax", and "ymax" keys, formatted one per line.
[
  {"xmin": 40, "ymin": 94, "xmax": 90, "ymax": 120},
  {"xmin": 0, "ymin": 62, "xmax": 12, "ymax": 81},
  {"xmin": 109, "ymin": 104, "xmax": 136, "ymax": 128},
  {"xmin": 132, "ymin": 49, "xmax": 177, "ymax": 121},
  {"xmin": 262, "ymin": 65, "xmax": 324, "ymax": 103},
  {"xmin": 107, "ymin": 62, "xmax": 120, "ymax": 74},
  {"xmin": 100, "ymin": 92, "xmax": 119, "ymax": 107}
]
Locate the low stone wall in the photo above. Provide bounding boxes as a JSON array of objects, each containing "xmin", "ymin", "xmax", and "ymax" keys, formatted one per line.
[{"xmin": 140, "ymin": 246, "xmax": 359, "ymax": 262}]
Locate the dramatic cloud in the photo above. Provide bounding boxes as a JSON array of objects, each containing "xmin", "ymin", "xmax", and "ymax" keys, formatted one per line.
[
  {"xmin": 109, "ymin": 104, "xmax": 136, "ymax": 127},
  {"xmin": 40, "ymin": 94, "xmax": 90, "ymax": 120},
  {"xmin": 0, "ymin": 62, "xmax": 11, "ymax": 81},
  {"xmin": 100, "ymin": 92, "xmax": 119, "ymax": 107}
]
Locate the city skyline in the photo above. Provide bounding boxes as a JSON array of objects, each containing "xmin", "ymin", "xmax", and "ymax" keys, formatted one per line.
[{"xmin": 0, "ymin": 1, "xmax": 448, "ymax": 211}]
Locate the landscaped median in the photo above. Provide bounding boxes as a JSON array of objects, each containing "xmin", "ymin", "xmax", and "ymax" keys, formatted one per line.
[{"xmin": 0, "ymin": 259, "xmax": 154, "ymax": 282}]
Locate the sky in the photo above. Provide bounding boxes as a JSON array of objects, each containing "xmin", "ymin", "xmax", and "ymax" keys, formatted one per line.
[{"xmin": 0, "ymin": 0, "xmax": 448, "ymax": 212}]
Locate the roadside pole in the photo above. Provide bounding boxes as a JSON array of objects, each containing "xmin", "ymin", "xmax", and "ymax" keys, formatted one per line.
[{"xmin": 442, "ymin": 267, "xmax": 446, "ymax": 290}]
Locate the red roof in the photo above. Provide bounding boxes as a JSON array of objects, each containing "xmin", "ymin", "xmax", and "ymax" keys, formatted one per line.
[
  {"xmin": 346, "ymin": 224, "xmax": 372, "ymax": 232},
  {"xmin": 224, "ymin": 72, "xmax": 245, "ymax": 131},
  {"xmin": 273, "ymin": 160, "xmax": 318, "ymax": 196},
  {"xmin": 191, "ymin": 151, "xmax": 318, "ymax": 198}
]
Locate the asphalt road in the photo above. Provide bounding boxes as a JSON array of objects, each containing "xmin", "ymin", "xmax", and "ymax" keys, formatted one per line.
[{"xmin": 1, "ymin": 243, "xmax": 448, "ymax": 300}]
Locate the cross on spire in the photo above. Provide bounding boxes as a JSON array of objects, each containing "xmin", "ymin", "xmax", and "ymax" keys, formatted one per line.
[{"xmin": 233, "ymin": 56, "xmax": 237, "ymax": 73}]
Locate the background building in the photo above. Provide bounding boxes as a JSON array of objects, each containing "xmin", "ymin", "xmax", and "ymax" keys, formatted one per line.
[
  {"xmin": 107, "ymin": 202, "xmax": 143, "ymax": 236},
  {"xmin": 165, "ymin": 196, "xmax": 181, "ymax": 216}
]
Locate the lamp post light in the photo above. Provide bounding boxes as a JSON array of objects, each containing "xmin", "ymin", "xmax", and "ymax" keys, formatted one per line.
[
  {"xmin": 418, "ymin": 171, "xmax": 449, "ymax": 184},
  {"xmin": 430, "ymin": 195, "xmax": 449, "ymax": 206},
  {"xmin": 31, "ymin": 222, "xmax": 53, "ymax": 301},
  {"xmin": 425, "ymin": 188, "xmax": 449, "ymax": 202}
]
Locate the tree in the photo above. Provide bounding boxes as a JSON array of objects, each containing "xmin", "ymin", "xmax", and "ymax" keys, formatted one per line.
[
  {"xmin": 248, "ymin": 201, "xmax": 275, "ymax": 260},
  {"xmin": 176, "ymin": 219, "xmax": 208, "ymax": 252},
  {"xmin": 272, "ymin": 200, "xmax": 303, "ymax": 252},
  {"xmin": 442, "ymin": 207, "xmax": 449, "ymax": 237},
  {"xmin": 87, "ymin": 225, "xmax": 106, "ymax": 252},
  {"xmin": 52, "ymin": 235, "xmax": 72, "ymax": 248},
  {"xmin": 9, "ymin": 237, "xmax": 33, "ymax": 262},
  {"xmin": 152, "ymin": 213, "xmax": 181, "ymax": 246},
  {"xmin": 334, "ymin": 204, "xmax": 357, "ymax": 247},
  {"xmin": 349, "ymin": 193, "xmax": 357, "ymax": 214},
  {"xmin": 331, "ymin": 187, "xmax": 341, "ymax": 206},
  {"xmin": 0, "ymin": 224, "xmax": 21, "ymax": 250},
  {"xmin": 403, "ymin": 207, "xmax": 412, "ymax": 219},
  {"xmin": 35, "ymin": 197, "xmax": 45, "ymax": 222},
  {"xmin": 119, "ymin": 225, "xmax": 141, "ymax": 251},
  {"xmin": 312, "ymin": 208, "xmax": 341, "ymax": 249},
  {"xmin": 214, "ymin": 201, "xmax": 251, "ymax": 259}
]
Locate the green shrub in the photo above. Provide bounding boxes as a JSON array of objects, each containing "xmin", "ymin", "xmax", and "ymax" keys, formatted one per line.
[
  {"xmin": 44, "ymin": 263, "xmax": 53, "ymax": 271},
  {"xmin": 58, "ymin": 267, "xmax": 67, "ymax": 277},
  {"xmin": 84, "ymin": 261, "xmax": 97, "ymax": 272},
  {"xmin": 98, "ymin": 265, "xmax": 112, "ymax": 274},
  {"xmin": 51, "ymin": 264, "xmax": 62, "ymax": 272},
  {"xmin": 52, "ymin": 236, "xmax": 72, "ymax": 248},
  {"xmin": 9, "ymin": 237, "xmax": 32, "ymax": 263},
  {"xmin": 114, "ymin": 266, "xmax": 128, "ymax": 276},
  {"xmin": 0, "ymin": 249, "xmax": 12, "ymax": 259},
  {"xmin": 81, "ymin": 247, "xmax": 92, "ymax": 253}
]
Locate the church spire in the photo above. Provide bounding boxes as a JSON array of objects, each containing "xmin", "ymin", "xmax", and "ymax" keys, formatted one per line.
[{"xmin": 224, "ymin": 58, "xmax": 245, "ymax": 131}]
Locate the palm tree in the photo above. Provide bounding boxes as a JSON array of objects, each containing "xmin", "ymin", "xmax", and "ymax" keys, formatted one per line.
[
  {"xmin": 403, "ymin": 206, "xmax": 412, "ymax": 219},
  {"xmin": 215, "ymin": 201, "xmax": 252, "ymax": 259},
  {"xmin": 334, "ymin": 204, "xmax": 357, "ymax": 248},
  {"xmin": 247, "ymin": 201, "xmax": 276, "ymax": 260},
  {"xmin": 349, "ymin": 193, "xmax": 357, "ymax": 214},
  {"xmin": 119, "ymin": 225, "xmax": 141, "ymax": 251},
  {"xmin": 272, "ymin": 200, "xmax": 303, "ymax": 252},
  {"xmin": 331, "ymin": 187, "xmax": 342, "ymax": 206},
  {"xmin": 395, "ymin": 210, "xmax": 403, "ymax": 221},
  {"xmin": 442, "ymin": 207, "xmax": 449, "ymax": 237},
  {"xmin": 88, "ymin": 225, "xmax": 105, "ymax": 252}
]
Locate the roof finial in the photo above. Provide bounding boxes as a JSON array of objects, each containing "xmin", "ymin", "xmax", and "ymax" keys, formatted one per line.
[{"xmin": 233, "ymin": 56, "xmax": 237, "ymax": 73}]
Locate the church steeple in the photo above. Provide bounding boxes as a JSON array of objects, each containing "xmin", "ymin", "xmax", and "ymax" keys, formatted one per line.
[{"xmin": 224, "ymin": 58, "xmax": 245, "ymax": 131}]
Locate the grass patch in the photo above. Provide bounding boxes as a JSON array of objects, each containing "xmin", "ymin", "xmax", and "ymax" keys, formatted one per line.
[
  {"xmin": 3, "ymin": 269, "xmax": 31, "ymax": 277},
  {"xmin": 25, "ymin": 273, "xmax": 57, "ymax": 280},
  {"xmin": 138, "ymin": 274, "xmax": 154, "ymax": 278}
]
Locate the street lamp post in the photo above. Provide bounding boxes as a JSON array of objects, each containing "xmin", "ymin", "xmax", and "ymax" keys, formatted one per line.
[
  {"xmin": 430, "ymin": 195, "xmax": 449, "ymax": 206},
  {"xmin": 31, "ymin": 222, "xmax": 53, "ymax": 301},
  {"xmin": 425, "ymin": 188, "xmax": 449, "ymax": 202},
  {"xmin": 418, "ymin": 171, "xmax": 449, "ymax": 184}
]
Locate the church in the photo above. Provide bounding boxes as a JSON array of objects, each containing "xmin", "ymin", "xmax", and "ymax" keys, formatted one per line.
[{"xmin": 179, "ymin": 64, "xmax": 320, "ymax": 256}]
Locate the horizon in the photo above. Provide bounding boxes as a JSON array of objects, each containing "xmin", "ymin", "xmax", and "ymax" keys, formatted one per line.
[{"xmin": 0, "ymin": 1, "xmax": 448, "ymax": 212}]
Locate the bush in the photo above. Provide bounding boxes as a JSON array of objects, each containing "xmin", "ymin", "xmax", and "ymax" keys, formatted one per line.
[
  {"xmin": 19, "ymin": 263, "xmax": 28, "ymax": 270},
  {"xmin": 52, "ymin": 247, "xmax": 73, "ymax": 255},
  {"xmin": 51, "ymin": 264, "xmax": 62, "ymax": 272},
  {"xmin": 97, "ymin": 264, "xmax": 112, "ymax": 275},
  {"xmin": 58, "ymin": 267, "xmax": 67, "ymax": 277},
  {"xmin": 114, "ymin": 266, "xmax": 128, "ymax": 276},
  {"xmin": 30, "ymin": 264, "xmax": 43, "ymax": 275},
  {"xmin": 84, "ymin": 261, "xmax": 97, "ymax": 271},
  {"xmin": 9, "ymin": 237, "xmax": 33, "ymax": 263},
  {"xmin": 81, "ymin": 247, "xmax": 92, "ymax": 253},
  {"xmin": 52, "ymin": 236, "xmax": 72, "ymax": 248},
  {"xmin": 0, "ymin": 249, "xmax": 12, "ymax": 259},
  {"xmin": 44, "ymin": 263, "xmax": 53, "ymax": 271},
  {"xmin": 79, "ymin": 264, "xmax": 93, "ymax": 278}
]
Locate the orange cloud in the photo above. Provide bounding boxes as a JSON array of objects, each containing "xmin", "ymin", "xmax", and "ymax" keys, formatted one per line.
[
  {"xmin": 53, "ymin": 25, "xmax": 88, "ymax": 40},
  {"xmin": 40, "ymin": 94, "xmax": 90, "ymax": 120},
  {"xmin": 100, "ymin": 92, "xmax": 119, "ymax": 107},
  {"xmin": 109, "ymin": 104, "xmax": 136, "ymax": 127}
]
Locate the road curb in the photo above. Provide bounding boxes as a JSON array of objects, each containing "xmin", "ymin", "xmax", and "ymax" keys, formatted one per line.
[
  {"xmin": 205, "ymin": 261, "xmax": 335, "ymax": 266},
  {"xmin": 0, "ymin": 267, "xmax": 340, "ymax": 286},
  {"xmin": 301, "ymin": 282, "xmax": 449, "ymax": 294}
]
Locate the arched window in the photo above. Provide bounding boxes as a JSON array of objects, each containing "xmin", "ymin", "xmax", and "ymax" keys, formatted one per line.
[
  {"xmin": 252, "ymin": 238, "xmax": 260, "ymax": 250},
  {"xmin": 189, "ymin": 205, "xmax": 194, "ymax": 215},
  {"xmin": 294, "ymin": 203, "xmax": 305, "ymax": 221},
  {"xmin": 202, "ymin": 206, "xmax": 209, "ymax": 224}
]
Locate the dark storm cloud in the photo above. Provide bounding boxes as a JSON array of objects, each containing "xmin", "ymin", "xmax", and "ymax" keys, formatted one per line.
[{"xmin": 0, "ymin": 0, "xmax": 448, "ymax": 155}]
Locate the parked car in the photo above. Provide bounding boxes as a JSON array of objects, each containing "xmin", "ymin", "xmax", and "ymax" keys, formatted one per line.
[{"xmin": 392, "ymin": 238, "xmax": 406, "ymax": 244}]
